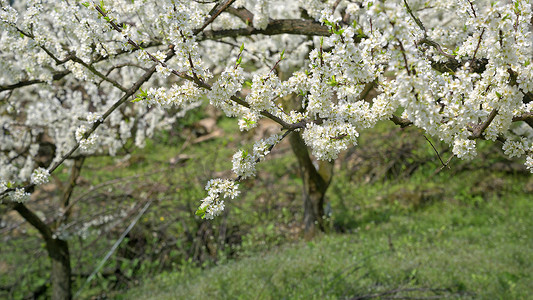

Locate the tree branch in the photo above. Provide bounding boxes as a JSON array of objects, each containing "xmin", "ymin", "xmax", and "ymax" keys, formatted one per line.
[
  {"xmin": 391, "ymin": 114, "xmax": 413, "ymax": 128},
  {"xmin": 200, "ymin": 19, "xmax": 330, "ymax": 40},
  {"xmin": 468, "ymin": 108, "xmax": 498, "ymax": 139},
  {"xmin": 11, "ymin": 202, "xmax": 53, "ymax": 241},
  {"xmin": 0, "ymin": 71, "xmax": 69, "ymax": 92},
  {"xmin": 59, "ymin": 157, "xmax": 85, "ymax": 225},
  {"xmin": 513, "ymin": 111, "xmax": 533, "ymax": 122},
  {"xmin": 194, "ymin": 0, "xmax": 236, "ymax": 35},
  {"xmin": 225, "ymin": 6, "xmax": 254, "ymax": 25}
]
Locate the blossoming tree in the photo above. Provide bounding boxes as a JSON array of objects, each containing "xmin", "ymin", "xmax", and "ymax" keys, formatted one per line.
[{"xmin": 1, "ymin": 0, "xmax": 533, "ymax": 299}]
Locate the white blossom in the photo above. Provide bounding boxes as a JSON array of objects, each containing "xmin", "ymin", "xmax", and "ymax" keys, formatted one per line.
[
  {"xmin": 30, "ymin": 168, "xmax": 50, "ymax": 185},
  {"xmin": 525, "ymin": 156, "xmax": 533, "ymax": 173},
  {"xmin": 11, "ymin": 188, "xmax": 30, "ymax": 203},
  {"xmin": 502, "ymin": 138, "xmax": 528, "ymax": 158},
  {"xmin": 199, "ymin": 179, "xmax": 239, "ymax": 219},
  {"xmin": 453, "ymin": 138, "xmax": 477, "ymax": 160}
]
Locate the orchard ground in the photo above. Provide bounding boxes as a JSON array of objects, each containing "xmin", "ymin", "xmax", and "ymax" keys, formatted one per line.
[{"xmin": 1, "ymin": 111, "xmax": 531, "ymax": 299}]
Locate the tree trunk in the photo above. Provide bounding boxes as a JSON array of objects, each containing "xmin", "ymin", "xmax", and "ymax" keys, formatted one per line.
[
  {"xmin": 47, "ymin": 238, "xmax": 72, "ymax": 300},
  {"xmin": 288, "ymin": 132, "xmax": 334, "ymax": 239},
  {"xmin": 13, "ymin": 203, "xmax": 72, "ymax": 300}
]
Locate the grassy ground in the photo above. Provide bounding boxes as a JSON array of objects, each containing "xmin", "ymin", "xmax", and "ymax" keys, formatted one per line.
[
  {"xmin": 122, "ymin": 186, "xmax": 532, "ymax": 299},
  {"xmin": 118, "ymin": 122, "xmax": 533, "ymax": 299}
]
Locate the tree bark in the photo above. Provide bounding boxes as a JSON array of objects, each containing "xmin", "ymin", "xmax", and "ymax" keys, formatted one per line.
[
  {"xmin": 288, "ymin": 132, "xmax": 333, "ymax": 239},
  {"xmin": 12, "ymin": 203, "xmax": 72, "ymax": 300},
  {"xmin": 47, "ymin": 239, "xmax": 72, "ymax": 300}
]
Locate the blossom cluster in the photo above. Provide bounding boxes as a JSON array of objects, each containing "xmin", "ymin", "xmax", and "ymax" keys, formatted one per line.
[
  {"xmin": 197, "ymin": 179, "xmax": 240, "ymax": 219},
  {"xmin": 30, "ymin": 168, "xmax": 50, "ymax": 186},
  {"xmin": 232, "ymin": 134, "xmax": 283, "ymax": 179},
  {"xmin": 0, "ymin": 180, "xmax": 30, "ymax": 204}
]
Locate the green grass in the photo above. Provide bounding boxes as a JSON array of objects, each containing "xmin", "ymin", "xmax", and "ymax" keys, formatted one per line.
[
  {"xmin": 122, "ymin": 181, "xmax": 533, "ymax": 299},
  {"xmin": 107, "ymin": 120, "xmax": 533, "ymax": 299}
]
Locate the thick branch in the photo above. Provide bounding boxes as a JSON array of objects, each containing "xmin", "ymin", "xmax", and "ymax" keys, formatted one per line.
[
  {"xmin": 390, "ymin": 114, "xmax": 413, "ymax": 128},
  {"xmin": 288, "ymin": 132, "xmax": 328, "ymax": 192},
  {"xmin": 200, "ymin": 19, "xmax": 330, "ymax": 40}
]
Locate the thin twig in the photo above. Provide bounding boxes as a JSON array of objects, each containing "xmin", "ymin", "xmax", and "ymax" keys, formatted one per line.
[
  {"xmin": 423, "ymin": 135, "xmax": 446, "ymax": 168},
  {"xmin": 403, "ymin": 0, "xmax": 426, "ymax": 32},
  {"xmin": 397, "ymin": 38, "xmax": 412, "ymax": 75},
  {"xmin": 432, "ymin": 154, "xmax": 454, "ymax": 176}
]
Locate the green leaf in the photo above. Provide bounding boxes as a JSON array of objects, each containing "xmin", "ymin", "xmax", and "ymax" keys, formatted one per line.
[
  {"xmin": 280, "ymin": 49, "xmax": 285, "ymax": 60},
  {"xmin": 327, "ymin": 75, "xmax": 338, "ymax": 87},
  {"xmin": 453, "ymin": 46, "xmax": 460, "ymax": 55},
  {"xmin": 495, "ymin": 91, "xmax": 502, "ymax": 98},
  {"xmin": 81, "ymin": 2, "xmax": 90, "ymax": 8},
  {"xmin": 239, "ymin": 43, "xmax": 245, "ymax": 53},
  {"xmin": 132, "ymin": 88, "xmax": 147, "ymax": 102},
  {"xmin": 195, "ymin": 206, "xmax": 206, "ymax": 218}
]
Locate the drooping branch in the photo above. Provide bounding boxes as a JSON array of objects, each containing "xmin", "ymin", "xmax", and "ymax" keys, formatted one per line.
[{"xmin": 94, "ymin": 4, "xmax": 303, "ymax": 132}]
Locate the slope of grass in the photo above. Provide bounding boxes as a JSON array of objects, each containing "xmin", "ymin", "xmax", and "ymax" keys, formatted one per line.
[{"xmin": 122, "ymin": 174, "xmax": 533, "ymax": 299}]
